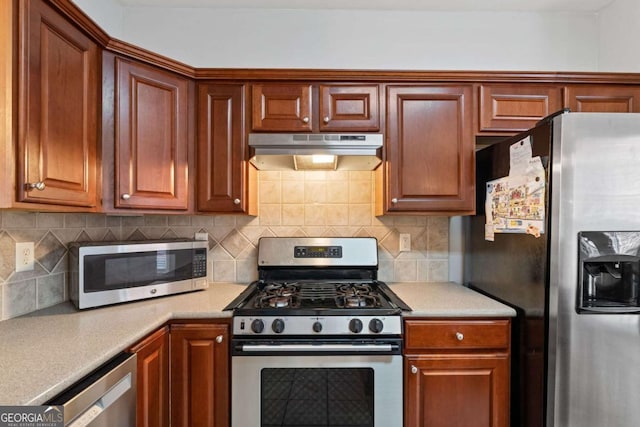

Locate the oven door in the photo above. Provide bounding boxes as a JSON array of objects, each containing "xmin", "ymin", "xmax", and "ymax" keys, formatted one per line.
[{"xmin": 232, "ymin": 339, "xmax": 403, "ymax": 427}]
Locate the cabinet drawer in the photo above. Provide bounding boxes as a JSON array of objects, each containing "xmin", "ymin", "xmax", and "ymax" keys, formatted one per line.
[{"xmin": 404, "ymin": 319, "xmax": 510, "ymax": 351}]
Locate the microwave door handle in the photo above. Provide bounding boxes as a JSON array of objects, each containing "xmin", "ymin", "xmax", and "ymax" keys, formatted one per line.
[{"xmin": 240, "ymin": 343, "xmax": 393, "ymax": 352}]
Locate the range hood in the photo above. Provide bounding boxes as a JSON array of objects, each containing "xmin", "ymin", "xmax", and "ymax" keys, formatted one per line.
[{"xmin": 248, "ymin": 133, "xmax": 383, "ymax": 171}]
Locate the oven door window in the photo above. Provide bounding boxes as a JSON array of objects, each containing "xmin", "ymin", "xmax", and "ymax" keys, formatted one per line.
[
  {"xmin": 261, "ymin": 368, "xmax": 374, "ymax": 427},
  {"xmin": 83, "ymin": 249, "xmax": 194, "ymax": 292}
]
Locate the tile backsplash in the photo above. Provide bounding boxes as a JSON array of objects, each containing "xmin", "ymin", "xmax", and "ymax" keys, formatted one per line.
[{"xmin": 0, "ymin": 171, "xmax": 449, "ymax": 321}]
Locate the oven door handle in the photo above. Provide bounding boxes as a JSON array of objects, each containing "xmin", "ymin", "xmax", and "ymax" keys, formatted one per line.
[{"xmin": 240, "ymin": 343, "xmax": 394, "ymax": 352}]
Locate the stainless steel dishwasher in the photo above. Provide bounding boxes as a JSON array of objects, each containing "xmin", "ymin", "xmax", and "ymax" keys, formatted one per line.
[{"xmin": 47, "ymin": 352, "xmax": 136, "ymax": 426}]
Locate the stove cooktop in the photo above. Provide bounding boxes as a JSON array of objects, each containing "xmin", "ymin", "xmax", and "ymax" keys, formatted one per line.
[{"xmin": 226, "ymin": 280, "xmax": 410, "ymax": 317}]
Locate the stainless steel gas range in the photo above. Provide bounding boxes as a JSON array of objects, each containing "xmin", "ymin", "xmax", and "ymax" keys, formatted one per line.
[{"xmin": 224, "ymin": 237, "xmax": 411, "ymax": 427}]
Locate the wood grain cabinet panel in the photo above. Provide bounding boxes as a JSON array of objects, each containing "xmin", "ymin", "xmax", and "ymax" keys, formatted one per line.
[
  {"xmin": 197, "ymin": 83, "xmax": 253, "ymax": 213},
  {"xmin": 405, "ymin": 354, "xmax": 510, "ymax": 427},
  {"xmin": 478, "ymin": 84, "xmax": 563, "ymax": 133},
  {"xmin": 170, "ymin": 323, "xmax": 230, "ymax": 427},
  {"xmin": 383, "ymin": 85, "xmax": 474, "ymax": 214},
  {"xmin": 251, "ymin": 84, "xmax": 313, "ymax": 131},
  {"xmin": 17, "ymin": 0, "xmax": 98, "ymax": 208},
  {"xmin": 564, "ymin": 85, "xmax": 640, "ymax": 112},
  {"xmin": 319, "ymin": 84, "xmax": 380, "ymax": 131},
  {"xmin": 129, "ymin": 327, "xmax": 170, "ymax": 427},
  {"xmin": 114, "ymin": 57, "xmax": 190, "ymax": 210},
  {"xmin": 404, "ymin": 319, "xmax": 511, "ymax": 427}
]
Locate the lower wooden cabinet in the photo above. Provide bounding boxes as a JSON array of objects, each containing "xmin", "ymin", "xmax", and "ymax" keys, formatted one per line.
[
  {"xmin": 170, "ymin": 323, "xmax": 230, "ymax": 427},
  {"xmin": 129, "ymin": 326, "xmax": 170, "ymax": 427},
  {"xmin": 404, "ymin": 319, "xmax": 511, "ymax": 427}
]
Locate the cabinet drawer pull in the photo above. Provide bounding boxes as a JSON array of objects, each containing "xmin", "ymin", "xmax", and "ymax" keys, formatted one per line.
[
  {"xmin": 233, "ymin": 198, "xmax": 241, "ymax": 205},
  {"xmin": 27, "ymin": 181, "xmax": 46, "ymax": 191},
  {"xmin": 411, "ymin": 365, "xmax": 418, "ymax": 374},
  {"xmin": 216, "ymin": 335, "xmax": 224, "ymax": 344},
  {"xmin": 121, "ymin": 193, "xmax": 131, "ymax": 200},
  {"xmin": 456, "ymin": 332, "xmax": 464, "ymax": 341},
  {"xmin": 391, "ymin": 198, "xmax": 398, "ymax": 204},
  {"xmin": 302, "ymin": 116, "xmax": 310, "ymax": 124}
]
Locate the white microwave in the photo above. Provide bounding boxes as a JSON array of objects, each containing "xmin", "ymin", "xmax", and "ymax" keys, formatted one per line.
[{"xmin": 69, "ymin": 240, "xmax": 209, "ymax": 309}]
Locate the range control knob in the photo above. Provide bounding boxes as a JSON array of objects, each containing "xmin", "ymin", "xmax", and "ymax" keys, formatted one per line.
[
  {"xmin": 349, "ymin": 318, "xmax": 363, "ymax": 334},
  {"xmin": 369, "ymin": 318, "xmax": 384, "ymax": 333},
  {"xmin": 272, "ymin": 318, "xmax": 285, "ymax": 334},
  {"xmin": 251, "ymin": 319, "xmax": 264, "ymax": 334},
  {"xmin": 312, "ymin": 321, "xmax": 323, "ymax": 333}
]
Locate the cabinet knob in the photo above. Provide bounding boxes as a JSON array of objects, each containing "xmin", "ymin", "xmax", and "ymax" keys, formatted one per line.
[
  {"xmin": 411, "ymin": 365, "xmax": 418, "ymax": 374},
  {"xmin": 323, "ymin": 116, "xmax": 330, "ymax": 123},
  {"xmin": 302, "ymin": 116, "xmax": 310, "ymax": 124},
  {"xmin": 391, "ymin": 198, "xmax": 398, "ymax": 204},
  {"xmin": 216, "ymin": 335, "xmax": 224, "ymax": 344},
  {"xmin": 27, "ymin": 181, "xmax": 46, "ymax": 191},
  {"xmin": 456, "ymin": 332, "xmax": 464, "ymax": 341},
  {"xmin": 233, "ymin": 198, "xmax": 241, "ymax": 205},
  {"xmin": 121, "ymin": 193, "xmax": 131, "ymax": 200}
]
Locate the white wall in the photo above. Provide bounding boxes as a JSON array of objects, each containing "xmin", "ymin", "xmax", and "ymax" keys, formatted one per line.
[
  {"xmin": 73, "ymin": 0, "xmax": 124, "ymax": 39},
  {"xmin": 598, "ymin": 0, "xmax": 640, "ymax": 71},
  {"xmin": 117, "ymin": 8, "xmax": 598, "ymax": 70}
]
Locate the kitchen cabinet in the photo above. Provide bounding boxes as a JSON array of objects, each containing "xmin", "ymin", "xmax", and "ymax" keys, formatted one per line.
[
  {"xmin": 564, "ymin": 84, "xmax": 640, "ymax": 112},
  {"xmin": 404, "ymin": 319, "xmax": 511, "ymax": 427},
  {"xmin": 3, "ymin": 0, "xmax": 99, "ymax": 210},
  {"xmin": 170, "ymin": 323, "xmax": 230, "ymax": 427},
  {"xmin": 103, "ymin": 53, "xmax": 193, "ymax": 211},
  {"xmin": 318, "ymin": 84, "xmax": 380, "ymax": 131},
  {"xmin": 197, "ymin": 83, "xmax": 256, "ymax": 214},
  {"xmin": 381, "ymin": 85, "xmax": 475, "ymax": 215},
  {"xmin": 478, "ymin": 84, "xmax": 563, "ymax": 133},
  {"xmin": 129, "ymin": 326, "xmax": 170, "ymax": 427},
  {"xmin": 251, "ymin": 83, "xmax": 380, "ymax": 132}
]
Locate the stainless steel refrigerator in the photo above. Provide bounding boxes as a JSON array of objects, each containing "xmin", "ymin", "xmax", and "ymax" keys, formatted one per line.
[{"xmin": 465, "ymin": 111, "xmax": 640, "ymax": 427}]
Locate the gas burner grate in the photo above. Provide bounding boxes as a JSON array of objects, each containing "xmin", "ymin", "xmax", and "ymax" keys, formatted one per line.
[{"xmin": 251, "ymin": 281, "xmax": 384, "ymax": 310}]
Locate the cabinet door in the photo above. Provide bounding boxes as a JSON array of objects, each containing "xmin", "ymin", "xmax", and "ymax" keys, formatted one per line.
[
  {"xmin": 251, "ymin": 84, "xmax": 312, "ymax": 131},
  {"xmin": 385, "ymin": 85, "xmax": 474, "ymax": 214},
  {"xmin": 565, "ymin": 85, "xmax": 640, "ymax": 112},
  {"xmin": 478, "ymin": 84, "xmax": 563, "ymax": 133},
  {"xmin": 170, "ymin": 323, "xmax": 229, "ymax": 427},
  {"xmin": 197, "ymin": 84, "xmax": 248, "ymax": 212},
  {"xmin": 405, "ymin": 354, "xmax": 510, "ymax": 427},
  {"xmin": 130, "ymin": 327, "xmax": 169, "ymax": 427},
  {"xmin": 18, "ymin": 0, "xmax": 98, "ymax": 207},
  {"xmin": 319, "ymin": 84, "xmax": 380, "ymax": 131},
  {"xmin": 115, "ymin": 57, "xmax": 190, "ymax": 210}
]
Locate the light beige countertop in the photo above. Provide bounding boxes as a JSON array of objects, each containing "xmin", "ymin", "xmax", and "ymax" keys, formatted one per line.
[
  {"xmin": 390, "ymin": 282, "xmax": 517, "ymax": 317},
  {"xmin": 0, "ymin": 281, "xmax": 514, "ymax": 406}
]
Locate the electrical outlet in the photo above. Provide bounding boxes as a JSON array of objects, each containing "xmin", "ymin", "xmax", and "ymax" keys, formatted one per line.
[
  {"xmin": 399, "ymin": 233, "xmax": 411, "ymax": 252},
  {"xmin": 15, "ymin": 242, "xmax": 35, "ymax": 272},
  {"xmin": 195, "ymin": 232, "xmax": 209, "ymax": 241}
]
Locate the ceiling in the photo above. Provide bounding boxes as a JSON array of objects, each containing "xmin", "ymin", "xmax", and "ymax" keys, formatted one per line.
[{"xmin": 115, "ymin": 0, "xmax": 615, "ymax": 12}]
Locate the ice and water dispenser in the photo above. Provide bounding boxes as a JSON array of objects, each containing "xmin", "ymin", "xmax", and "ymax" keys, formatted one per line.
[{"xmin": 578, "ymin": 231, "xmax": 640, "ymax": 313}]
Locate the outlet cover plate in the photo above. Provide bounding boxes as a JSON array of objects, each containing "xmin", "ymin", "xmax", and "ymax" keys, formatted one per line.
[{"xmin": 15, "ymin": 242, "xmax": 35, "ymax": 272}]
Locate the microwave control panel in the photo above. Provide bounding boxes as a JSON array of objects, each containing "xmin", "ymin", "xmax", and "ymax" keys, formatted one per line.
[{"xmin": 193, "ymin": 248, "xmax": 208, "ymax": 277}]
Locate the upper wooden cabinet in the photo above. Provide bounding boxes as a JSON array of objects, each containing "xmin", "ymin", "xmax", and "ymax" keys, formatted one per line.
[
  {"xmin": 251, "ymin": 83, "xmax": 380, "ymax": 132},
  {"xmin": 10, "ymin": 0, "xmax": 99, "ymax": 209},
  {"xmin": 478, "ymin": 84, "xmax": 563, "ymax": 133},
  {"xmin": 170, "ymin": 323, "xmax": 230, "ymax": 427},
  {"xmin": 129, "ymin": 326, "xmax": 170, "ymax": 427},
  {"xmin": 252, "ymin": 83, "xmax": 313, "ymax": 131},
  {"xmin": 319, "ymin": 84, "xmax": 380, "ymax": 131},
  {"xmin": 197, "ymin": 83, "xmax": 256, "ymax": 214},
  {"xmin": 564, "ymin": 85, "xmax": 640, "ymax": 112},
  {"xmin": 381, "ymin": 85, "xmax": 475, "ymax": 215},
  {"xmin": 104, "ymin": 54, "xmax": 193, "ymax": 211}
]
